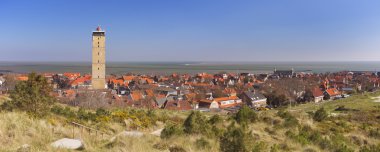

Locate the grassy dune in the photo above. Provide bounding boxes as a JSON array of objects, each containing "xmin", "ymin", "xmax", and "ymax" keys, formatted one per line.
[{"xmin": 0, "ymin": 92, "xmax": 379, "ymax": 151}]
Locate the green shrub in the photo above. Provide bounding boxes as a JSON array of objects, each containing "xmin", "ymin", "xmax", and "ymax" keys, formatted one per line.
[
  {"xmin": 286, "ymin": 126, "xmax": 325, "ymax": 147},
  {"xmin": 277, "ymin": 110, "xmax": 299, "ymax": 128},
  {"xmin": 51, "ymin": 105, "xmax": 76, "ymax": 118},
  {"xmin": 208, "ymin": 114, "xmax": 223, "ymax": 125},
  {"xmin": 277, "ymin": 110, "xmax": 292, "ymax": 119},
  {"xmin": 8, "ymin": 72, "xmax": 55, "ymax": 117},
  {"xmin": 160, "ymin": 123, "xmax": 183, "ymax": 139},
  {"xmin": 96, "ymin": 108, "xmax": 110, "ymax": 116},
  {"xmin": 183, "ymin": 111, "xmax": 211, "ymax": 135},
  {"xmin": 219, "ymin": 125, "xmax": 252, "ymax": 152},
  {"xmin": 313, "ymin": 107, "xmax": 328, "ymax": 122},
  {"xmin": 235, "ymin": 105, "xmax": 258, "ymax": 125},
  {"xmin": 283, "ymin": 116, "xmax": 299, "ymax": 128}
]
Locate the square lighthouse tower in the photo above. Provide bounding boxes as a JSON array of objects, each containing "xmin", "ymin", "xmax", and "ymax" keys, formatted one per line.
[{"xmin": 92, "ymin": 26, "xmax": 106, "ymax": 89}]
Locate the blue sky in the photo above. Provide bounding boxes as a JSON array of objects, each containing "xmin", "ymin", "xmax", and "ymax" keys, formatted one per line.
[{"xmin": 1, "ymin": 0, "xmax": 380, "ymax": 62}]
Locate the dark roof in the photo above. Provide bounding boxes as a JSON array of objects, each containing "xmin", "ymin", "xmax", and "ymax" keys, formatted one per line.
[
  {"xmin": 243, "ymin": 91, "xmax": 266, "ymax": 101},
  {"xmin": 164, "ymin": 100, "xmax": 192, "ymax": 110},
  {"xmin": 274, "ymin": 70, "xmax": 293, "ymax": 75}
]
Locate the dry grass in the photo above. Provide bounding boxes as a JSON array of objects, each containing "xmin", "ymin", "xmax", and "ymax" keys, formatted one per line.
[{"xmin": 0, "ymin": 92, "xmax": 379, "ymax": 151}]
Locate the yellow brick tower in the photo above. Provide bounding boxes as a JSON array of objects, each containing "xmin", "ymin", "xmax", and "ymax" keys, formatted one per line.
[{"xmin": 92, "ymin": 26, "xmax": 106, "ymax": 89}]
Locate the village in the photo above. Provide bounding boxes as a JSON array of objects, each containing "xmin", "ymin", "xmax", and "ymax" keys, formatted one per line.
[{"xmin": 1, "ymin": 68, "xmax": 379, "ymax": 113}]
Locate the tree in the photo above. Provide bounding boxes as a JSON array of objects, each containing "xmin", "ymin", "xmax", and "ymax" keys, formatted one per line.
[
  {"xmin": 183, "ymin": 111, "xmax": 211, "ymax": 135},
  {"xmin": 8, "ymin": 72, "xmax": 55, "ymax": 117},
  {"xmin": 313, "ymin": 107, "xmax": 328, "ymax": 122},
  {"xmin": 220, "ymin": 124, "xmax": 253, "ymax": 152},
  {"xmin": 235, "ymin": 105, "xmax": 258, "ymax": 125}
]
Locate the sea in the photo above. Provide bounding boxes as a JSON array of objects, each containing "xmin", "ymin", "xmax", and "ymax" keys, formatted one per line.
[{"xmin": 0, "ymin": 61, "xmax": 380, "ymax": 75}]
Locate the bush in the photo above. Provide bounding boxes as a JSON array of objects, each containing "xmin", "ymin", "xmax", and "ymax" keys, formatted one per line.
[
  {"xmin": 283, "ymin": 116, "xmax": 299, "ymax": 128},
  {"xmin": 313, "ymin": 107, "xmax": 328, "ymax": 122},
  {"xmin": 183, "ymin": 111, "xmax": 211, "ymax": 135},
  {"xmin": 51, "ymin": 105, "xmax": 76, "ymax": 118},
  {"xmin": 208, "ymin": 114, "xmax": 223, "ymax": 125},
  {"xmin": 277, "ymin": 110, "xmax": 300, "ymax": 128},
  {"xmin": 160, "ymin": 123, "xmax": 183, "ymax": 139},
  {"xmin": 286, "ymin": 126, "xmax": 325, "ymax": 147},
  {"xmin": 219, "ymin": 125, "xmax": 253, "ymax": 152},
  {"xmin": 277, "ymin": 110, "xmax": 292, "ymax": 119},
  {"xmin": 8, "ymin": 72, "xmax": 56, "ymax": 117},
  {"xmin": 235, "ymin": 105, "xmax": 258, "ymax": 125}
]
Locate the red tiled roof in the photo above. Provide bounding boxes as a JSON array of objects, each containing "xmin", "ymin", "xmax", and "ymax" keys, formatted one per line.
[
  {"xmin": 17, "ymin": 76, "xmax": 28, "ymax": 81},
  {"xmin": 110, "ymin": 78, "xmax": 124, "ymax": 85},
  {"xmin": 122, "ymin": 76, "xmax": 135, "ymax": 82},
  {"xmin": 213, "ymin": 96, "xmax": 239, "ymax": 102},
  {"xmin": 326, "ymin": 88, "xmax": 341, "ymax": 96},
  {"xmin": 131, "ymin": 91, "xmax": 143, "ymax": 101},
  {"xmin": 312, "ymin": 88, "xmax": 324, "ymax": 97}
]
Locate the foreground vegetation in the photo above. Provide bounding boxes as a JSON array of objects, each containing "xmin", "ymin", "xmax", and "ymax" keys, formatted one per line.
[{"xmin": 0, "ymin": 73, "xmax": 380, "ymax": 151}]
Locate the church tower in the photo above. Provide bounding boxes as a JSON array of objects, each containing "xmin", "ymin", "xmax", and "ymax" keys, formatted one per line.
[{"xmin": 92, "ymin": 26, "xmax": 106, "ymax": 89}]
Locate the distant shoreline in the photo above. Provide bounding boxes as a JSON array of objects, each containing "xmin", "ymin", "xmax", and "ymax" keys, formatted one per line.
[{"xmin": 1, "ymin": 61, "xmax": 380, "ymax": 75}]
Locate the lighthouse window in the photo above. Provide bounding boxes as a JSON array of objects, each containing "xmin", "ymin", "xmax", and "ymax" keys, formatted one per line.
[
  {"xmin": 98, "ymin": 52, "xmax": 99, "ymax": 55},
  {"xmin": 98, "ymin": 60, "xmax": 99, "ymax": 63},
  {"xmin": 98, "ymin": 67, "xmax": 99, "ymax": 70},
  {"xmin": 98, "ymin": 76, "xmax": 99, "ymax": 78}
]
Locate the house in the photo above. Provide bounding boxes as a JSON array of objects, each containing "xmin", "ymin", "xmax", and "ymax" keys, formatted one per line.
[
  {"xmin": 155, "ymin": 87, "xmax": 177, "ymax": 97},
  {"xmin": 312, "ymin": 88, "xmax": 324, "ymax": 103},
  {"xmin": 17, "ymin": 76, "xmax": 28, "ymax": 81},
  {"xmin": 163, "ymin": 100, "xmax": 192, "ymax": 111},
  {"xmin": 69, "ymin": 76, "xmax": 91, "ymax": 89},
  {"xmin": 214, "ymin": 96, "xmax": 242, "ymax": 109},
  {"xmin": 324, "ymin": 88, "xmax": 341, "ymax": 100},
  {"xmin": 241, "ymin": 90, "xmax": 267, "ymax": 108},
  {"xmin": 224, "ymin": 88, "xmax": 237, "ymax": 97},
  {"xmin": 197, "ymin": 96, "xmax": 242, "ymax": 109},
  {"xmin": 197, "ymin": 99, "xmax": 220, "ymax": 109},
  {"xmin": 64, "ymin": 73, "xmax": 81, "ymax": 80}
]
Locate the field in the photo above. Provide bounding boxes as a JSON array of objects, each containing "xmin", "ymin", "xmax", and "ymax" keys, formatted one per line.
[{"xmin": 0, "ymin": 92, "xmax": 380, "ymax": 152}]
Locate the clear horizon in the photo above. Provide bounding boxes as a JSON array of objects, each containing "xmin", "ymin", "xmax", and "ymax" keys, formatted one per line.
[{"xmin": 1, "ymin": 0, "xmax": 380, "ymax": 62}]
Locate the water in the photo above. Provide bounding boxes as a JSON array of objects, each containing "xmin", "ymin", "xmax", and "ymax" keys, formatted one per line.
[{"xmin": 0, "ymin": 61, "xmax": 380, "ymax": 75}]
